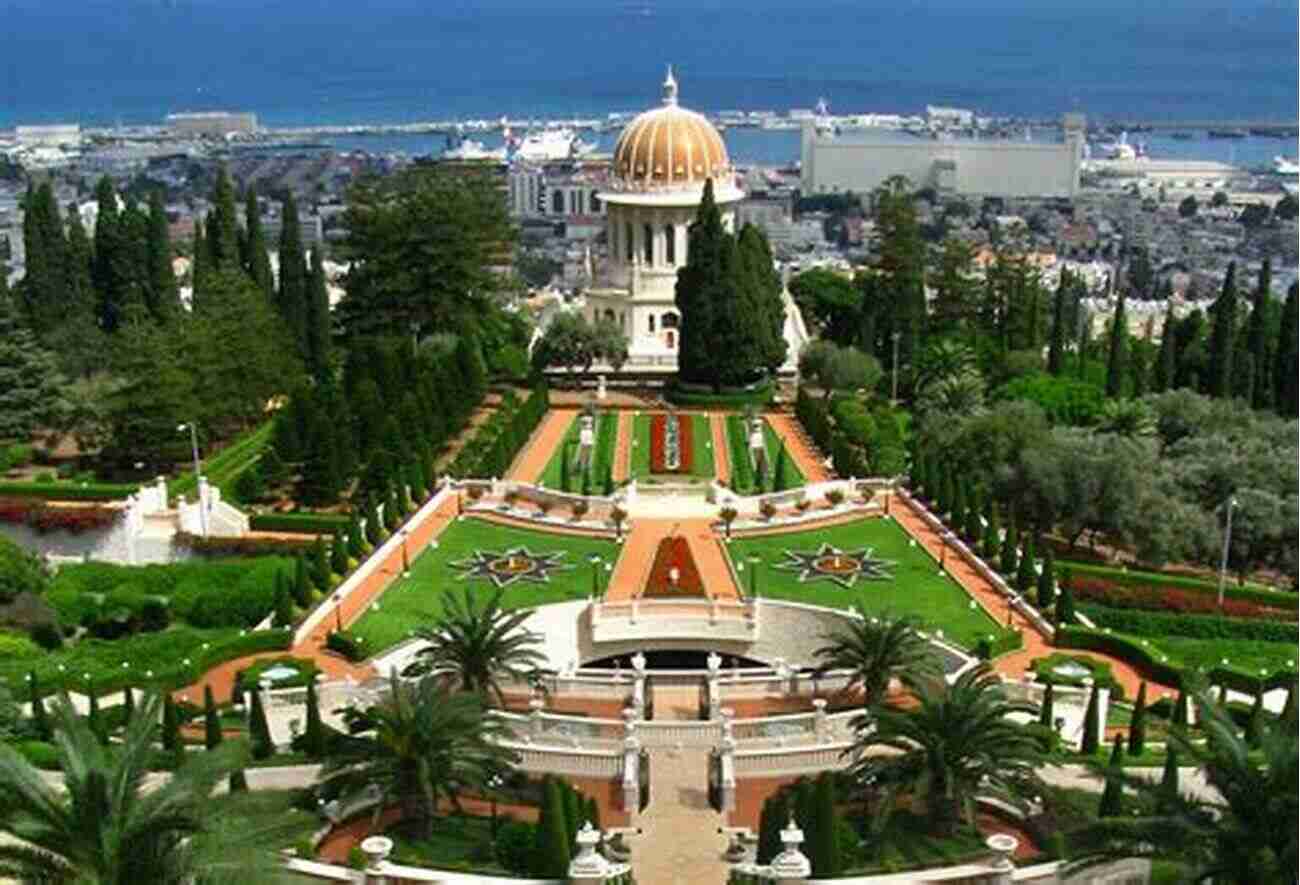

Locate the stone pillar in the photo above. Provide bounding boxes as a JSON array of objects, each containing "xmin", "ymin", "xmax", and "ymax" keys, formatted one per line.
[
  {"xmin": 597, "ymin": 374, "xmax": 607, "ymax": 399},
  {"xmin": 718, "ymin": 735, "xmax": 737, "ymax": 812},
  {"xmin": 984, "ymin": 834, "xmax": 1017, "ymax": 885},
  {"xmin": 720, "ymin": 707, "xmax": 734, "ymax": 742},
  {"xmin": 707, "ymin": 653, "xmax": 722, "ymax": 719},
  {"xmin": 812, "ymin": 698, "xmax": 829, "ymax": 742},
  {"xmin": 769, "ymin": 817, "xmax": 811, "ymax": 884},
  {"xmin": 360, "ymin": 835, "xmax": 393, "ymax": 885},
  {"xmin": 622, "ymin": 706, "xmax": 638, "ymax": 742},
  {"xmin": 621, "ymin": 736, "xmax": 641, "ymax": 815},
  {"xmin": 568, "ymin": 822, "xmax": 610, "ymax": 885}
]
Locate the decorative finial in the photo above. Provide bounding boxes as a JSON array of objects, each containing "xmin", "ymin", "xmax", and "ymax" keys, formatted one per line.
[{"xmin": 663, "ymin": 65, "xmax": 678, "ymax": 106}]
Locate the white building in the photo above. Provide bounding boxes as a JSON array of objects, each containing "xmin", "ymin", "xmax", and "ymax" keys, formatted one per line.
[
  {"xmin": 16, "ymin": 124, "xmax": 81, "ymax": 148},
  {"xmin": 165, "ymin": 111, "xmax": 258, "ymax": 136},
  {"xmin": 578, "ymin": 69, "xmax": 808, "ymax": 371}
]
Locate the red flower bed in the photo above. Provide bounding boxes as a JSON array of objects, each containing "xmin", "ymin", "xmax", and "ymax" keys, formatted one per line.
[
  {"xmin": 0, "ymin": 498, "xmax": 119, "ymax": 534},
  {"xmin": 643, "ymin": 536, "xmax": 706, "ymax": 598},
  {"xmin": 1067, "ymin": 574, "xmax": 1297, "ymax": 622},
  {"xmin": 649, "ymin": 414, "xmax": 693, "ymax": 474}
]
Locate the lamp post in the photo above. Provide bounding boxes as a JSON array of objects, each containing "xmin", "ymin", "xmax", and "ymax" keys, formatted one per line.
[
  {"xmin": 488, "ymin": 773, "xmax": 503, "ymax": 835},
  {"xmin": 401, "ymin": 530, "xmax": 411, "ymax": 578},
  {"xmin": 890, "ymin": 331, "xmax": 902, "ymax": 405},
  {"xmin": 747, "ymin": 556, "xmax": 761, "ymax": 598},
  {"xmin": 1216, "ymin": 497, "xmax": 1238, "ymax": 610},
  {"xmin": 588, "ymin": 554, "xmax": 603, "ymax": 598},
  {"xmin": 940, "ymin": 531, "xmax": 948, "ymax": 572},
  {"xmin": 334, "ymin": 591, "xmax": 344, "ymax": 634},
  {"xmin": 177, "ymin": 422, "xmax": 207, "ymax": 537}
]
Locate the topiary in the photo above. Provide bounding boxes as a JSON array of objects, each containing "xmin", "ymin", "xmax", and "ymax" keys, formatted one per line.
[{"xmin": 0, "ymin": 536, "xmax": 47, "ymax": 602}]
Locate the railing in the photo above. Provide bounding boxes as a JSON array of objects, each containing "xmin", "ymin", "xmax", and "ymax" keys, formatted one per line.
[
  {"xmin": 732, "ymin": 741, "xmax": 855, "ymax": 776},
  {"xmin": 588, "ymin": 598, "xmax": 759, "ymax": 642},
  {"xmin": 503, "ymin": 740, "xmax": 625, "ymax": 778}
]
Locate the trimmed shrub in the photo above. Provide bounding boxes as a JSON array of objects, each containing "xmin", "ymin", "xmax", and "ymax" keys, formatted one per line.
[
  {"xmin": 1077, "ymin": 603, "xmax": 1297, "ymax": 644},
  {"xmin": 975, "ymin": 630, "xmax": 1023, "ymax": 661},
  {"xmin": 247, "ymin": 513, "xmax": 350, "ymax": 534}
]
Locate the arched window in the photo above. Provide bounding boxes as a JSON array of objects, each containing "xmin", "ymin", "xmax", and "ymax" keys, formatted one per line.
[
  {"xmin": 664, "ymin": 224, "xmax": 675, "ymax": 264},
  {"xmin": 648, "ymin": 314, "xmax": 656, "ymax": 333},
  {"xmin": 666, "ymin": 330, "xmax": 675, "ymax": 349},
  {"xmin": 661, "ymin": 312, "xmax": 679, "ymax": 329},
  {"xmin": 625, "ymin": 222, "xmax": 634, "ymax": 262},
  {"xmin": 643, "ymin": 223, "xmax": 654, "ymax": 265},
  {"xmin": 604, "ymin": 309, "xmax": 616, "ymax": 323},
  {"xmin": 552, "ymin": 189, "xmax": 565, "ymax": 214}
]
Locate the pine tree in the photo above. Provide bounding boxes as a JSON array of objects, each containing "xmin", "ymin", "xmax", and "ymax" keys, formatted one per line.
[
  {"xmin": 249, "ymin": 688, "xmax": 273, "ymax": 759},
  {"xmin": 1039, "ymin": 681, "xmax": 1055, "ymax": 728},
  {"xmin": 278, "ymin": 192, "xmax": 309, "ymax": 353},
  {"xmin": 146, "ymin": 191, "xmax": 180, "ymax": 319},
  {"xmin": 1015, "ymin": 534, "xmax": 1036, "ymax": 593},
  {"xmin": 1274, "ymin": 283, "xmax": 1298, "ymax": 417},
  {"xmin": 1105, "ymin": 291, "xmax": 1128, "ymax": 398},
  {"xmin": 305, "ymin": 247, "xmax": 333, "ymax": 380},
  {"xmin": 203, "ymin": 685, "xmax": 221, "ymax": 751},
  {"xmin": 1128, "ymin": 682, "xmax": 1148, "ymax": 756},
  {"xmin": 1246, "ymin": 257, "xmax": 1275, "ymax": 410},
  {"xmin": 1207, "ymin": 262, "xmax": 1239, "ymax": 398},
  {"xmin": 1047, "ymin": 270, "xmax": 1069, "ymax": 375},
  {"xmin": 0, "ymin": 292, "xmax": 66, "ymax": 440},
  {"xmin": 243, "ymin": 186, "xmax": 275, "ymax": 300},
  {"xmin": 532, "ymin": 777, "xmax": 571, "ymax": 877},
  {"xmin": 1080, "ymin": 683, "xmax": 1100, "ymax": 755},
  {"xmin": 1036, "ymin": 547, "xmax": 1056, "ymax": 609},
  {"xmin": 1097, "ymin": 735, "xmax": 1125, "ymax": 817},
  {"xmin": 304, "ymin": 677, "xmax": 325, "ymax": 758},
  {"xmin": 808, "ymin": 773, "xmax": 840, "ymax": 877},
  {"xmin": 29, "ymin": 671, "xmax": 48, "ymax": 741}
]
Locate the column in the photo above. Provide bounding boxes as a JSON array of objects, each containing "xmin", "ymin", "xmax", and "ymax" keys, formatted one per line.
[
  {"xmin": 769, "ymin": 817, "xmax": 811, "ymax": 884},
  {"xmin": 718, "ymin": 736, "xmax": 737, "ymax": 812},
  {"xmin": 812, "ymin": 698, "xmax": 829, "ymax": 742},
  {"xmin": 529, "ymin": 696, "xmax": 546, "ymax": 740},
  {"xmin": 621, "ymin": 735, "xmax": 641, "ymax": 815},
  {"xmin": 707, "ymin": 652, "xmax": 722, "ymax": 719},
  {"xmin": 568, "ymin": 822, "xmax": 612, "ymax": 885}
]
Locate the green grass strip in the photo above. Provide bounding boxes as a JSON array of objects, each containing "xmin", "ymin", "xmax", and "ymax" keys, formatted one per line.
[
  {"xmin": 762, "ymin": 420, "xmax": 804, "ymax": 489},
  {"xmin": 725, "ymin": 415, "xmax": 756, "ymax": 492},
  {"xmin": 171, "ymin": 421, "xmax": 274, "ymax": 502},
  {"xmin": 690, "ymin": 414, "xmax": 716, "ymax": 479}
]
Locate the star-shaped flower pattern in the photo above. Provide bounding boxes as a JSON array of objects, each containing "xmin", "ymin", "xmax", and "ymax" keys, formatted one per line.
[
  {"xmin": 449, "ymin": 547, "xmax": 574, "ymax": 588},
  {"xmin": 772, "ymin": 543, "xmax": 896, "ymax": 589}
]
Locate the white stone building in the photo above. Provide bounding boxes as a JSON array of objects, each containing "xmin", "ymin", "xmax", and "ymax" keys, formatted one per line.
[{"xmin": 579, "ymin": 69, "xmax": 808, "ymax": 371}]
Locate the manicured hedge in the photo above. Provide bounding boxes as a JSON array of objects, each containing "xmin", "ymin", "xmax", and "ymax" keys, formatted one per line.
[
  {"xmin": 725, "ymin": 415, "xmax": 757, "ymax": 492},
  {"xmin": 975, "ymin": 629, "xmax": 1024, "ymax": 660},
  {"xmin": 1068, "ymin": 575, "xmax": 1296, "ymax": 622},
  {"xmin": 666, "ymin": 379, "xmax": 774, "ymax": 407},
  {"xmin": 1078, "ymin": 603, "xmax": 1298, "ymax": 644},
  {"xmin": 1061, "ymin": 561, "xmax": 1293, "ymax": 609},
  {"xmin": 248, "ymin": 513, "xmax": 351, "ymax": 534},
  {"xmin": 448, "ymin": 384, "xmax": 549, "ymax": 479},
  {"xmin": 175, "ymin": 533, "xmax": 315, "ymax": 556},
  {"xmin": 1054, "ymin": 626, "xmax": 1185, "ymax": 687},
  {"xmin": 796, "ymin": 387, "xmax": 906, "ymax": 479},
  {"xmin": 0, "ymin": 482, "xmax": 138, "ymax": 501},
  {"xmin": 1030, "ymin": 652, "xmax": 1124, "ymax": 700}
]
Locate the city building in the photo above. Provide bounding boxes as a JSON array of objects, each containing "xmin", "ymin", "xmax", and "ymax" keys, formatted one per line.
[
  {"xmin": 575, "ymin": 69, "xmax": 808, "ymax": 371},
  {"xmin": 507, "ymin": 165, "xmax": 609, "ymax": 219},
  {"xmin": 801, "ymin": 113, "xmax": 1086, "ymax": 199},
  {"xmin": 15, "ymin": 124, "xmax": 82, "ymax": 148},
  {"xmin": 165, "ymin": 112, "xmax": 259, "ymax": 136}
]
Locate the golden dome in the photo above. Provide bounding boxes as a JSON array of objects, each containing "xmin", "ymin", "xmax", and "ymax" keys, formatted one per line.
[{"xmin": 612, "ymin": 68, "xmax": 730, "ymax": 189}]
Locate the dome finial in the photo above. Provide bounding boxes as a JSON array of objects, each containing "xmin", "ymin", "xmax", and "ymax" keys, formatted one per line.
[{"xmin": 662, "ymin": 65, "xmax": 678, "ymax": 106}]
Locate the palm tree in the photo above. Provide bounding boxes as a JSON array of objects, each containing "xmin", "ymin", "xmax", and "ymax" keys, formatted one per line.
[
  {"xmin": 415, "ymin": 588, "xmax": 545, "ymax": 705},
  {"xmin": 1069, "ymin": 690, "xmax": 1298, "ymax": 884},
  {"xmin": 845, "ymin": 665, "xmax": 1044, "ymax": 838},
  {"xmin": 0, "ymin": 692, "xmax": 267, "ymax": 884},
  {"xmin": 1096, "ymin": 399, "xmax": 1157, "ymax": 438},
  {"xmin": 813, "ymin": 609, "xmax": 940, "ymax": 710},
  {"xmin": 321, "ymin": 674, "xmax": 517, "ymax": 840}
]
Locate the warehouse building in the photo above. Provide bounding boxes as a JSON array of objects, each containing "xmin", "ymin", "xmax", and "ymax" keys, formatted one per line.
[{"xmin": 801, "ymin": 113, "xmax": 1085, "ymax": 199}]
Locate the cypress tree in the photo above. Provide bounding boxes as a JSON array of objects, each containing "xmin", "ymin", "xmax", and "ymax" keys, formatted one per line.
[
  {"xmin": 1097, "ymin": 735, "xmax": 1125, "ymax": 817},
  {"xmin": 310, "ymin": 537, "xmax": 331, "ymax": 591},
  {"xmin": 773, "ymin": 444, "xmax": 788, "ymax": 493},
  {"xmin": 1157, "ymin": 748, "xmax": 1179, "ymax": 813},
  {"xmin": 87, "ymin": 688, "xmax": 105, "ymax": 745},
  {"xmin": 385, "ymin": 487, "xmax": 402, "ymax": 530},
  {"xmin": 122, "ymin": 686, "xmax": 134, "ymax": 722},
  {"xmin": 1076, "ymin": 318, "xmax": 1091, "ymax": 380},
  {"xmin": 982, "ymin": 504, "xmax": 1000, "ymax": 561},
  {"xmin": 207, "ymin": 166, "xmax": 240, "ymax": 270},
  {"xmin": 278, "ymin": 192, "xmax": 309, "ymax": 353},
  {"xmin": 1152, "ymin": 300, "xmax": 1177, "ymax": 392},
  {"xmin": 1128, "ymin": 682, "xmax": 1148, "ymax": 756},
  {"xmin": 809, "ymin": 773, "xmax": 840, "ymax": 878},
  {"xmin": 1047, "ymin": 270, "xmax": 1068, "ymax": 375},
  {"xmin": 584, "ymin": 794, "xmax": 601, "ymax": 831},
  {"xmin": 1039, "ymin": 681, "xmax": 1055, "ymax": 728},
  {"xmin": 1036, "ymin": 547, "xmax": 1056, "ymax": 609},
  {"xmin": 162, "ymin": 694, "xmax": 181, "ymax": 758},
  {"xmin": 1207, "ymin": 262, "xmax": 1239, "ymax": 398},
  {"xmin": 65, "ymin": 203, "xmax": 95, "ymax": 323},
  {"xmin": 365, "ymin": 497, "xmax": 384, "ymax": 545},
  {"xmin": 938, "ymin": 462, "xmax": 955, "ymax": 517},
  {"xmin": 304, "ymin": 677, "xmax": 325, "ymax": 758},
  {"xmin": 756, "ymin": 792, "xmax": 788, "ymax": 865},
  {"xmin": 305, "ymin": 246, "xmax": 332, "ymax": 379},
  {"xmin": 1080, "ymin": 683, "xmax": 1100, "ymax": 755},
  {"xmin": 999, "ymin": 517, "xmax": 1019, "ymax": 575},
  {"xmin": 243, "ymin": 186, "xmax": 275, "ymax": 300},
  {"xmin": 191, "ymin": 218, "xmax": 208, "ymax": 295},
  {"xmin": 1245, "ymin": 691, "xmax": 1265, "ymax": 748},
  {"xmin": 532, "ymin": 777, "xmax": 571, "ymax": 877},
  {"xmin": 1281, "ymin": 683, "xmax": 1298, "ymax": 736},
  {"xmin": 330, "ymin": 532, "xmax": 348, "ymax": 576},
  {"xmin": 146, "ymin": 191, "xmax": 180, "ymax": 319},
  {"xmin": 793, "ymin": 778, "xmax": 816, "ymax": 835},
  {"xmin": 1057, "ymin": 575, "xmax": 1076, "ymax": 624},
  {"xmin": 1274, "ymin": 283, "xmax": 1298, "ymax": 417},
  {"xmin": 274, "ymin": 580, "xmax": 294, "ymax": 628},
  {"xmin": 559, "ymin": 442, "xmax": 570, "ymax": 492},
  {"xmin": 963, "ymin": 496, "xmax": 982, "ymax": 543},
  {"xmin": 675, "ymin": 178, "xmax": 724, "ymax": 386},
  {"xmin": 29, "ymin": 672, "xmax": 48, "ymax": 740},
  {"xmin": 19, "ymin": 182, "xmax": 67, "ymax": 333},
  {"xmin": 1246, "ymin": 258, "xmax": 1274, "ymax": 410},
  {"xmin": 92, "ymin": 176, "xmax": 126, "ymax": 331},
  {"xmin": 951, "ymin": 477, "xmax": 968, "ymax": 530},
  {"xmin": 0, "ymin": 293, "xmax": 65, "ymax": 441},
  {"xmin": 292, "ymin": 554, "xmax": 312, "ymax": 607},
  {"xmin": 1105, "ymin": 291, "xmax": 1127, "ymax": 398},
  {"xmin": 603, "ymin": 463, "xmax": 614, "ymax": 496},
  {"xmin": 347, "ymin": 516, "xmax": 365, "ymax": 557},
  {"xmin": 1015, "ymin": 534, "xmax": 1036, "ymax": 593},
  {"xmin": 1173, "ymin": 690, "xmax": 1190, "ymax": 731},
  {"xmin": 561, "ymin": 779, "xmax": 581, "ymax": 847},
  {"xmin": 229, "ymin": 768, "xmax": 249, "ymax": 793},
  {"xmin": 204, "ymin": 685, "xmax": 221, "ymax": 751},
  {"xmin": 249, "ymin": 688, "xmax": 273, "ymax": 759}
]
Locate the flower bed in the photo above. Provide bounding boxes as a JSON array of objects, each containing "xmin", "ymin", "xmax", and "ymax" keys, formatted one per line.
[
  {"xmin": 1067, "ymin": 574, "xmax": 1296, "ymax": 622},
  {"xmin": 649, "ymin": 414, "xmax": 693, "ymax": 474},
  {"xmin": 0, "ymin": 498, "xmax": 119, "ymax": 534},
  {"xmin": 643, "ymin": 536, "xmax": 705, "ymax": 598}
]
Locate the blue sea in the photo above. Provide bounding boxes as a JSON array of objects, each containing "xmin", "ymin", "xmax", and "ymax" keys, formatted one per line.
[{"xmin": 5, "ymin": 0, "xmax": 1297, "ymax": 163}]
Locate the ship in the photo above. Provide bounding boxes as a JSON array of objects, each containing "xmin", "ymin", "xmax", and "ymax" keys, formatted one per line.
[
  {"xmin": 442, "ymin": 138, "xmax": 507, "ymax": 162},
  {"xmin": 1207, "ymin": 128, "xmax": 1248, "ymax": 139},
  {"xmin": 511, "ymin": 127, "xmax": 596, "ymax": 163},
  {"xmin": 1273, "ymin": 156, "xmax": 1299, "ymax": 175}
]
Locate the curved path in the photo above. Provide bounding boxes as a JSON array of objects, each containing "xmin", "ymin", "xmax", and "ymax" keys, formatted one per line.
[
  {"xmin": 710, "ymin": 415, "xmax": 731, "ymax": 485},
  {"xmin": 765, "ymin": 413, "xmax": 831, "ymax": 483},
  {"xmin": 891, "ymin": 495, "xmax": 1173, "ymax": 703},
  {"xmin": 506, "ymin": 409, "xmax": 575, "ymax": 482}
]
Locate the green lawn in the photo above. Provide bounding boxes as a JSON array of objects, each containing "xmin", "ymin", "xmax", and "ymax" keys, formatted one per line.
[
  {"xmin": 348, "ymin": 519, "xmax": 621, "ymax": 653},
  {"xmin": 725, "ymin": 518, "xmax": 999, "ymax": 650},
  {"xmin": 630, "ymin": 413, "xmax": 716, "ymax": 480},
  {"xmin": 1152, "ymin": 636, "xmax": 1299, "ymax": 674},
  {"xmin": 537, "ymin": 413, "xmax": 617, "ymax": 491},
  {"xmin": 171, "ymin": 420, "xmax": 274, "ymax": 503},
  {"xmin": 385, "ymin": 814, "xmax": 516, "ymax": 875}
]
